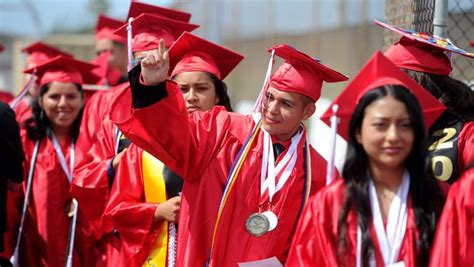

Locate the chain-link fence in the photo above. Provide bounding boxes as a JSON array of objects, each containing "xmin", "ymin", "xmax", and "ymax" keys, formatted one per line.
[
  {"xmin": 448, "ymin": 0, "xmax": 474, "ymax": 83},
  {"xmin": 385, "ymin": 0, "xmax": 474, "ymax": 84}
]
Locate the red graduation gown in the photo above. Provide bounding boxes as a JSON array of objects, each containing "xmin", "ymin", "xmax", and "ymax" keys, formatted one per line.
[
  {"xmin": 429, "ymin": 167, "xmax": 474, "ymax": 267},
  {"xmin": 13, "ymin": 98, "xmax": 31, "ymax": 126},
  {"xmin": 110, "ymin": 81, "xmax": 329, "ymax": 266},
  {"xmin": 105, "ymin": 144, "xmax": 168, "ymax": 266},
  {"xmin": 286, "ymin": 179, "xmax": 420, "ymax": 267},
  {"xmin": 71, "ymin": 83, "xmax": 129, "ymax": 266},
  {"xmin": 458, "ymin": 121, "xmax": 473, "ymax": 172},
  {"xmin": 19, "ymin": 131, "xmax": 89, "ymax": 267},
  {"xmin": 0, "ymin": 90, "xmax": 13, "ymax": 103}
]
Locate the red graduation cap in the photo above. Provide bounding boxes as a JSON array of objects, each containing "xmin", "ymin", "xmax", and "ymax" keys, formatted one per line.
[
  {"xmin": 321, "ymin": 51, "xmax": 446, "ymax": 141},
  {"xmin": 114, "ymin": 13, "xmax": 199, "ymax": 51},
  {"xmin": 22, "ymin": 42, "xmax": 73, "ymax": 68},
  {"xmin": 23, "ymin": 55, "xmax": 101, "ymax": 88},
  {"xmin": 95, "ymin": 14, "xmax": 126, "ymax": 45},
  {"xmin": 375, "ymin": 20, "xmax": 474, "ymax": 75},
  {"xmin": 127, "ymin": 0, "xmax": 191, "ymax": 22},
  {"xmin": 384, "ymin": 38, "xmax": 453, "ymax": 75},
  {"xmin": 169, "ymin": 32, "xmax": 244, "ymax": 80},
  {"xmin": 269, "ymin": 44, "xmax": 348, "ymax": 101}
]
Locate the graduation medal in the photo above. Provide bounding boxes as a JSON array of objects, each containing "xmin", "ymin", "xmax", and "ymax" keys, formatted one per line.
[
  {"xmin": 245, "ymin": 213, "xmax": 269, "ymax": 236},
  {"xmin": 245, "ymin": 211, "xmax": 278, "ymax": 236},
  {"xmin": 245, "ymin": 128, "xmax": 304, "ymax": 237}
]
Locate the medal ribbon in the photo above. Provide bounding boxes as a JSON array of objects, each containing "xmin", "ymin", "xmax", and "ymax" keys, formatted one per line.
[
  {"xmin": 300, "ymin": 136, "xmax": 312, "ymax": 212},
  {"xmin": 48, "ymin": 129, "xmax": 74, "ymax": 183},
  {"xmin": 207, "ymin": 114, "xmax": 313, "ymax": 265},
  {"xmin": 356, "ymin": 171, "xmax": 410, "ymax": 267},
  {"xmin": 261, "ymin": 127, "xmax": 304, "ymax": 203},
  {"xmin": 208, "ymin": 116, "xmax": 262, "ymax": 264}
]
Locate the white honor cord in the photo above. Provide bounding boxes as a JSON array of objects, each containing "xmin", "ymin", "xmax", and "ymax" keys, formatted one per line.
[
  {"xmin": 127, "ymin": 17, "xmax": 134, "ymax": 71},
  {"xmin": 65, "ymin": 199, "xmax": 79, "ymax": 267},
  {"xmin": 356, "ymin": 171, "xmax": 410, "ymax": 267},
  {"xmin": 49, "ymin": 130, "xmax": 74, "ymax": 183},
  {"xmin": 325, "ymin": 104, "xmax": 339, "ymax": 185},
  {"xmin": 260, "ymin": 127, "xmax": 304, "ymax": 203},
  {"xmin": 114, "ymin": 126, "xmax": 121, "ymax": 155},
  {"xmin": 167, "ymin": 222, "xmax": 177, "ymax": 267}
]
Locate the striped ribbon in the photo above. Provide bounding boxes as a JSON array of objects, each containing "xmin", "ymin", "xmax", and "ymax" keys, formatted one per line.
[
  {"xmin": 208, "ymin": 119, "xmax": 262, "ymax": 262},
  {"xmin": 207, "ymin": 119, "xmax": 312, "ymax": 265},
  {"xmin": 300, "ymin": 136, "xmax": 312, "ymax": 215}
]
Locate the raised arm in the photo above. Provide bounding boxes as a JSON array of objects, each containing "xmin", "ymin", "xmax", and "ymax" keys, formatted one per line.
[{"xmin": 110, "ymin": 40, "xmax": 237, "ymax": 181}]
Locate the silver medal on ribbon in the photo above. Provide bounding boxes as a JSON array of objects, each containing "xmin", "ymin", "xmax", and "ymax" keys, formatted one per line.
[{"xmin": 245, "ymin": 211, "xmax": 278, "ymax": 237}]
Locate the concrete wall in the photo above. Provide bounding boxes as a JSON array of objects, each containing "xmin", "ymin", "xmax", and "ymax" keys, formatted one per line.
[
  {"xmin": 9, "ymin": 34, "xmax": 95, "ymax": 94},
  {"xmin": 223, "ymin": 23, "xmax": 384, "ymax": 107},
  {"xmin": 4, "ymin": 23, "xmax": 385, "ymax": 107}
]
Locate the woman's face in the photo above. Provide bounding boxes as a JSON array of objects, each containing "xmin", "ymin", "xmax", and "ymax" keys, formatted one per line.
[
  {"xmin": 39, "ymin": 81, "xmax": 84, "ymax": 132},
  {"xmin": 173, "ymin": 71, "xmax": 219, "ymax": 113},
  {"xmin": 356, "ymin": 95, "xmax": 414, "ymax": 172}
]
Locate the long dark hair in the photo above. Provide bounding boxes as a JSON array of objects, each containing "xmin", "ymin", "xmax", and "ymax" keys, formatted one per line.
[
  {"xmin": 401, "ymin": 69, "xmax": 474, "ymax": 120},
  {"xmin": 206, "ymin": 73, "xmax": 233, "ymax": 112},
  {"xmin": 172, "ymin": 72, "xmax": 234, "ymax": 112},
  {"xmin": 337, "ymin": 84, "xmax": 445, "ymax": 267},
  {"xmin": 23, "ymin": 83, "xmax": 84, "ymax": 142}
]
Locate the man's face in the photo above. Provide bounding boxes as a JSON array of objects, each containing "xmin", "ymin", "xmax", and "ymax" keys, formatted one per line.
[
  {"xmin": 262, "ymin": 87, "xmax": 315, "ymax": 141},
  {"xmin": 95, "ymin": 39, "xmax": 128, "ymax": 74}
]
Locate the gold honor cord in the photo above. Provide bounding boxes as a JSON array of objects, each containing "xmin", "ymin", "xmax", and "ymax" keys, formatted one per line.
[{"xmin": 208, "ymin": 119, "xmax": 263, "ymax": 262}]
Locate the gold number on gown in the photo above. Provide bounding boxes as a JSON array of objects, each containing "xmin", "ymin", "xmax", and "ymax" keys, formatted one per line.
[{"xmin": 429, "ymin": 128, "xmax": 456, "ymax": 181}]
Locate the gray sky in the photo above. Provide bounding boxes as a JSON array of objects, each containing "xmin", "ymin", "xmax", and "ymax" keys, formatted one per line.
[
  {"xmin": 0, "ymin": 0, "xmax": 170, "ymax": 38},
  {"xmin": 0, "ymin": 0, "xmax": 385, "ymax": 41}
]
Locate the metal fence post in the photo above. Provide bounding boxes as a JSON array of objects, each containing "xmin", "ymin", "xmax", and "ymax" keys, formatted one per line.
[{"xmin": 433, "ymin": 0, "xmax": 449, "ymax": 37}]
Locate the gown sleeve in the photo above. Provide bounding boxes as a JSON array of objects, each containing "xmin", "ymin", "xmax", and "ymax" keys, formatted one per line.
[
  {"xmin": 104, "ymin": 144, "xmax": 161, "ymax": 264},
  {"xmin": 110, "ymin": 65, "xmax": 240, "ymax": 182},
  {"xmin": 429, "ymin": 167, "xmax": 474, "ymax": 267},
  {"xmin": 286, "ymin": 186, "xmax": 343, "ymax": 266},
  {"xmin": 458, "ymin": 121, "xmax": 474, "ymax": 172},
  {"xmin": 72, "ymin": 97, "xmax": 118, "ymax": 240}
]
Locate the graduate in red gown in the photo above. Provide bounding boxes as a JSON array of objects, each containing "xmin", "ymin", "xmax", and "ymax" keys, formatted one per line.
[
  {"xmin": 79, "ymin": 14, "xmax": 128, "ymax": 106},
  {"xmin": 110, "ymin": 40, "xmax": 347, "ymax": 266},
  {"xmin": 429, "ymin": 163, "xmax": 474, "ymax": 267},
  {"xmin": 4, "ymin": 44, "xmax": 72, "ymax": 262},
  {"xmin": 286, "ymin": 52, "xmax": 446, "ymax": 267},
  {"xmin": 71, "ymin": 4, "xmax": 198, "ymax": 266},
  {"xmin": 12, "ymin": 42, "xmax": 72, "ymax": 126},
  {"xmin": 17, "ymin": 56, "xmax": 100, "ymax": 267},
  {"xmin": 105, "ymin": 32, "xmax": 242, "ymax": 266},
  {"xmin": 376, "ymin": 21, "xmax": 474, "ymax": 184},
  {"xmin": 72, "ymin": 14, "xmax": 128, "ymax": 171},
  {"xmin": 75, "ymin": 5, "xmax": 197, "ymax": 167},
  {"xmin": 93, "ymin": 14, "xmax": 128, "ymax": 86},
  {"xmin": 429, "ymin": 38, "xmax": 474, "ymax": 266}
]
